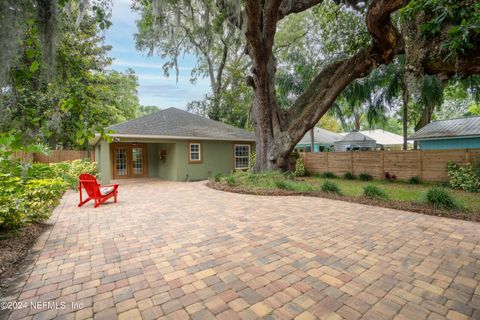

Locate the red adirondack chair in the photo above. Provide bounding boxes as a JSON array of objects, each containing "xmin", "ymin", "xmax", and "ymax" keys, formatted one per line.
[{"xmin": 78, "ymin": 173, "xmax": 119, "ymax": 208}]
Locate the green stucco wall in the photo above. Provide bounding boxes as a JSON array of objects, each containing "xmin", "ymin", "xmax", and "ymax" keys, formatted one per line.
[
  {"xmin": 95, "ymin": 138, "xmax": 247, "ymax": 183},
  {"xmin": 174, "ymin": 140, "xmax": 235, "ymax": 181},
  {"xmin": 99, "ymin": 139, "xmax": 111, "ymax": 184}
]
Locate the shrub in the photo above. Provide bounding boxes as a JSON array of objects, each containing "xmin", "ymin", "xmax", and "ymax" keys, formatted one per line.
[
  {"xmin": 408, "ymin": 176, "xmax": 421, "ymax": 184},
  {"xmin": 212, "ymin": 172, "xmax": 223, "ymax": 182},
  {"xmin": 321, "ymin": 180, "xmax": 342, "ymax": 194},
  {"xmin": 343, "ymin": 172, "xmax": 356, "ymax": 180},
  {"xmin": 275, "ymin": 180, "xmax": 292, "ymax": 190},
  {"xmin": 51, "ymin": 159, "xmax": 98, "ymax": 189},
  {"xmin": 27, "ymin": 163, "xmax": 55, "ymax": 180},
  {"xmin": 320, "ymin": 171, "xmax": 337, "ymax": 179},
  {"xmin": 225, "ymin": 175, "xmax": 236, "ymax": 187},
  {"xmin": 447, "ymin": 161, "xmax": 480, "ymax": 192},
  {"xmin": 359, "ymin": 173, "xmax": 373, "ymax": 181},
  {"xmin": 384, "ymin": 172, "xmax": 397, "ymax": 181},
  {"xmin": 0, "ymin": 175, "xmax": 26, "ymax": 230},
  {"xmin": 425, "ymin": 186, "xmax": 460, "ymax": 210},
  {"xmin": 363, "ymin": 184, "xmax": 388, "ymax": 199},
  {"xmin": 294, "ymin": 157, "xmax": 306, "ymax": 177},
  {"xmin": 23, "ymin": 178, "xmax": 67, "ymax": 223}
]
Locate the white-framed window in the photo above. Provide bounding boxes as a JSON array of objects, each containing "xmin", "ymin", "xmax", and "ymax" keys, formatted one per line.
[
  {"xmin": 189, "ymin": 142, "xmax": 202, "ymax": 162},
  {"xmin": 234, "ymin": 144, "xmax": 250, "ymax": 169}
]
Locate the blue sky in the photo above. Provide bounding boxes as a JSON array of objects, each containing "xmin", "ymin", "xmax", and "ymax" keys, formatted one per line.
[{"xmin": 104, "ymin": 0, "xmax": 210, "ymax": 109}]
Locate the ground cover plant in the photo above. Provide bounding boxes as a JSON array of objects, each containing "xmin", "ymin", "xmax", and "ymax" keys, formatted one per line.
[
  {"xmin": 209, "ymin": 170, "xmax": 480, "ymax": 221},
  {"xmin": 0, "ymin": 134, "xmax": 98, "ymax": 285}
]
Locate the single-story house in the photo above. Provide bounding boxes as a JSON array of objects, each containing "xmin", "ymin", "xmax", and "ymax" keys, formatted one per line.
[
  {"xmin": 296, "ymin": 127, "xmax": 343, "ymax": 152},
  {"xmin": 359, "ymin": 129, "xmax": 408, "ymax": 150},
  {"xmin": 408, "ymin": 116, "xmax": 480, "ymax": 150},
  {"xmin": 91, "ymin": 107, "xmax": 255, "ymax": 184},
  {"xmin": 334, "ymin": 132, "xmax": 376, "ymax": 152}
]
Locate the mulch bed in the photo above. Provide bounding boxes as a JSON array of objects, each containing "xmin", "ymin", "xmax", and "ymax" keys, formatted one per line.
[
  {"xmin": 207, "ymin": 181, "xmax": 480, "ymax": 223},
  {"xmin": 0, "ymin": 223, "xmax": 51, "ymax": 290}
]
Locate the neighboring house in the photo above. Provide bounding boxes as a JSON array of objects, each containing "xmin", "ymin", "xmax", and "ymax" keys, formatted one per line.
[
  {"xmin": 91, "ymin": 107, "xmax": 255, "ymax": 183},
  {"xmin": 296, "ymin": 127, "xmax": 342, "ymax": 152},
  {"xmin": 334, "ymin": 132, "xmax": 376, "ymax": 152},
  {"xmin": 409, "ymin": 116, "xmax": 480, "ymax": 150},
  {"xmin": 359, "ymin": 129, "xmax": 407, "ymax": 150}
]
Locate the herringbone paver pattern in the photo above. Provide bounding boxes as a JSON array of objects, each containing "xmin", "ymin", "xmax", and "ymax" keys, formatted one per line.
[{"xmin": 2, "ymin": 179, "xmax": 480, "ymax": 320}]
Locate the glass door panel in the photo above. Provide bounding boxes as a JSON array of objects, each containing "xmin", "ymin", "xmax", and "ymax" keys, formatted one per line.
[
  {"xmin": 115, "ymin": 147, "xmax": 128, "ymax": 177},
  {"xmin": 132, "ymin": 147, "xmax": 144, "ymax": 176}
]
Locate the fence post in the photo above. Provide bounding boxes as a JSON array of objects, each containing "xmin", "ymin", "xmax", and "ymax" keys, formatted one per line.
[
  {"xmin": 418, "ymin": 150, "xmax": 423, "ymax": 180},
  {"xmin": 466, "ymin": 148, "xmax": 471, "ymax": 164},
  {"xmin": 381, "ymin": 151, "xmax": 384, "ymax": 178},
  {"xmin": 350, "ymin": 152, "xmax": 354, "ymax": 174},
  {"xmin": 326, "ymin": 152, "xmax": 330, "ymax": 172}
]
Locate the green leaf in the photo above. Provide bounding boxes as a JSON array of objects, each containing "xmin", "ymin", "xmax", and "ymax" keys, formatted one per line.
[{"xmin": 29, "ymin": 60, "xmax": 40, "ymax": 73}]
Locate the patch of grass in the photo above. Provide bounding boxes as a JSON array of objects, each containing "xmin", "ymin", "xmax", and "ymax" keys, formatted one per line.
[
  {"xmin": 425, "ymin": 187, "xmax": 460, "ymax": 210},
  {"xmin": 408, "ymin": 176, "xmax": 421, "ymax": 185},
  {"xmin": 321, "ymin": 180, "xmax": 342, "ymax": 195},
  {"xmin": 359, "ymin": 173, "xmax": 373, "ymax": 181},
  {"xmin": 363, "ymin": 184, "xmax": 388, "ymax": 199},
  {"xmin": 320, "ymin": 171, "xmax": 337, "ymax": 179},
  {"xmin": 214, "ymin": 171, "xmax": 480, "ymax": 214},
  {"xmin": 343, "ymin": 172, "xmax": 356, "ymax": 180}
]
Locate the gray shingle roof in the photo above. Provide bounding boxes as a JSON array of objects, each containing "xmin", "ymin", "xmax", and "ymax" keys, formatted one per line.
[
  {"xmin": 107, "ymin": 107, "xmax": 255, "ymax": 141},
  {"xmin": 409, "ymin": 116, "xmax": 480, "ymax": 140}
]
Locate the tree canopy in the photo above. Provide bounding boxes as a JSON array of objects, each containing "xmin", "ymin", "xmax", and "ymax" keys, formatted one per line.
[{"xmin": 0, "ymin": 0, "xmax": 141, "ymax": 149}]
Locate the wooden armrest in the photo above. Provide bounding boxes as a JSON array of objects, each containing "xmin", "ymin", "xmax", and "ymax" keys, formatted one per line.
[{"xmin": 100, "ymin": 184, "xmax": 119, "ymax": 188}]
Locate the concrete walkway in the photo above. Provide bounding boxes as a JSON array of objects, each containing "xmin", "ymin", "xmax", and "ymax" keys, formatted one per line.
[{"xmin": 2, "ymin": 180, "xmax": 480, "ymax": 320}]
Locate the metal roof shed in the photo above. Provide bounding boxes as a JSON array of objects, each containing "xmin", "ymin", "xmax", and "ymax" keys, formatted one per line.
[{"xmin": 334, "ymin": 132, "xmax": 376, "ymax": 152}]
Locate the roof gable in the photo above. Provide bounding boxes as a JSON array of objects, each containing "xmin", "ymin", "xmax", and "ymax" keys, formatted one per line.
[
  {"xmin": 107, "ymin": 107, "xmax": 255, "ymax": 141},
  {"xmin": 298, "ymin": 127, "xmax": 342, "ymax": 145}
]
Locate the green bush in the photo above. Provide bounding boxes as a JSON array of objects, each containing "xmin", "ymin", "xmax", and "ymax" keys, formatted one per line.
[
  {"xmin": 359, "ymin": 173, "xmax": 373, "ymax": 181},
  {"xmin": 343, "ymin": 172, "xmax": 356, "ymax": 180},
  {"xmin": 294, "ymin": 157, "xmax": 306, "ymax": 177},
  {"xmin": 23, "ymin": 178, "xmax": 67, "ymax": 223},
  {"xmin": 212, "ymin": 172, "xmax": 223, "ymax": 182},
  {"xmin": 447, "ymin": 161, "xmax": 480, "ymax": 192},
  {"xmin": 363, "ymin": 184, "xmax": 388, "ymax": 199},
  {"xmin": 275, "ymin": 180, "xmax": 292, "ymax": 190},
  {"xmin": 321, "ymin": 180, "xmax": 342, "ymax": 194},
  {"xmin": 27, "ymin": 163, "xmax": 55, "ymax": 179},
  {"xmin": 408, "ymin": 176, "xmax": 421, "ymax": 184},
  {"xmin": 320, "ymin": 171, "xmax": 337, "ymax": 179},
  {"xmin": 225, "ymin": 175, "xmax": 236, "ymax": 187},
  {"xmin": 0, "ymin": 175, "xmax": 26, "ymax": 230},
  {"xmin": 51, "ymin": 159, "xmax": 98, "ymax": 189},
  {"xmin": 425, "ymin": 186, "xmax": 460, "ymax": 210}
]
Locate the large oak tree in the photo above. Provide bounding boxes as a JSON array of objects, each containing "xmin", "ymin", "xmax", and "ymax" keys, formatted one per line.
[{"xmin": 241, "ymin": 0, "xmax": 480, "ymax": 171}]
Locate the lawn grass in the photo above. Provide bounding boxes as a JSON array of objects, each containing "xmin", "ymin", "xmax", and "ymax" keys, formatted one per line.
[{"xmin": 217, "ymin": 171, "xmax": 480, "ymax": 214}]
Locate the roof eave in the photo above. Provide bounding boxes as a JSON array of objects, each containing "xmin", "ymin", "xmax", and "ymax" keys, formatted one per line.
[
  {"xmin": 104, "ymin": 133, "xmax": 256, "ymax": 142},
  {"xmin": 408, "ymin": 134, "xmax": 480, "ymax": 141}
]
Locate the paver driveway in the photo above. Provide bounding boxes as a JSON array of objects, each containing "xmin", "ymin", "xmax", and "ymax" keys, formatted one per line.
[{"xmin": 2, "ymin": 180, "xmax": 480, "ymax": 320}]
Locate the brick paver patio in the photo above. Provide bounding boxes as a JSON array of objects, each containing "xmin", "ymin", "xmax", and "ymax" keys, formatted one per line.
[{"xmin": 2, "ymin": 179, "xmax": 480, "ymax": 320}]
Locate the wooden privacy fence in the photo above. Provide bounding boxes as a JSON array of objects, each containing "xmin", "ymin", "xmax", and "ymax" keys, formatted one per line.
[
  {"xmin": 300, "ymin": 148, "xmax": 480, "ymax": 182},
  {"xmin": 12, "ymin": 150, "xmax": 95, "ymax": 163}
]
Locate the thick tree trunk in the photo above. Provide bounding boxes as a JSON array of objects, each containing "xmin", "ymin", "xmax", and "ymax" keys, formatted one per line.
[
  {"xmin": 245, "ymin": 0, "xmax": 408, "ymax": 172},
  {"xmin": 401, "ymin": 74, "xmax": 409, "ymax": 150}
]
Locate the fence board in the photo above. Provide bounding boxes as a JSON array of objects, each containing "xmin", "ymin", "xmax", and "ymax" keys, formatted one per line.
[
  {"xmin": 10, "ymin": 150, "xmax": 94, "ymax": 164},
  {"xmin": 301, "ymin": 148, "xmax": 479, "ymax": 182}
]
